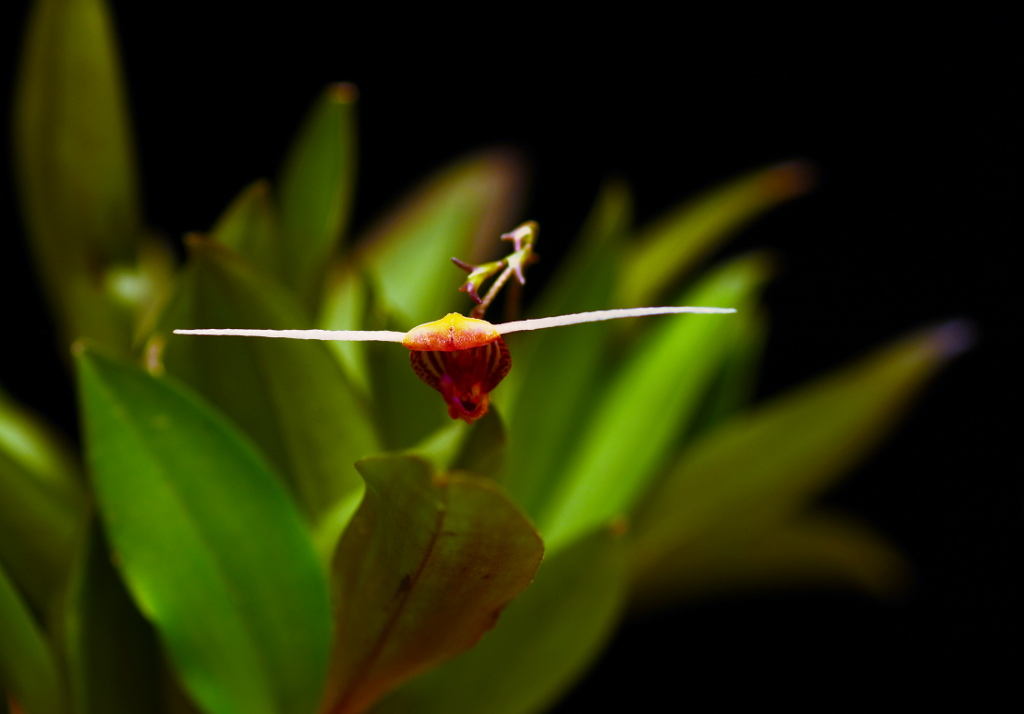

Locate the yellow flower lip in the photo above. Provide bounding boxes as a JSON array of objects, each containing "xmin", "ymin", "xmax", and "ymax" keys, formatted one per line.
[{"xmin": 402, "ymin": 313, "xmax": 501, "ymax": 352}]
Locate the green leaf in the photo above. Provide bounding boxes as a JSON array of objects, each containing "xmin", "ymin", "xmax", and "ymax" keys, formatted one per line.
[
  {"xmin": 686, "ymin": 305, "xmax": 768, "ymax": 440},
  {"xmin": 631, "ymin": 511, "xmax": 908, "ymax": 609},
  {"xmin": 324, "ymin": 455, "xmax": 543, "ymax": 714},
  {"xmin": 211, "ymin": 179, "xmax": 280, "ymax": 278},
  {"xmin": 500, "ymin": 180, "xmax": 631, "ymax": 518},
  {"xmin": 278, "ymin": 83, "xmax": 358, "ymax": 311},
  {"xmin": 0, "ymin": 385, "xmax": 86, "ymax": 612},
  {"xmin": 617, "ymin": 162, "xmax": 812, "ymax": 308},
  {"xmin": 353, "ymin": 149, "xmax": 526, "ymax": 324},
  {"xmin": 64, "ymin": 520, "xmax": 163, "ymax": 714},
  {"xmin": 156, "ymin": 238, "xmax": 379, "ymax": 522},
  {"xmin": 75, "ymin": 348, "xmax": 332, "ymax": 714},
  {"xmin": 538, "ymin": 253, "xmax": 773, "ymax": 552},
  {"xmin": 373, "ymin": 527, "xmax": 627, "ymax": 714},
  {"xmin": 629, "ymin": 321, "xmax": 972, "ymax": 598},
  {"xmin": 13, "ymin": 0, "xmax": 142, "ymax": 353},
  {"xmin": 0, "ymin": 560, "xmax": 64, "ymax": 714}
]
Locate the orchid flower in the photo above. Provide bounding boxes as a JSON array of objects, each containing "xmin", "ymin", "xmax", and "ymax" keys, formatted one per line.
[
  {"xmin": 174, "ymin": 306, "xmax": 735, "ymax": 423},
  {"xmin": 174, "ymin": 222, "xmax": 735, "ymax": 422}
]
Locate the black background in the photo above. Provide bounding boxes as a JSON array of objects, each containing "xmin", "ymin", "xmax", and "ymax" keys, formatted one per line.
[{"xmin": 1, "ymin": 3, "xmax": 1018, "ymax": 710}]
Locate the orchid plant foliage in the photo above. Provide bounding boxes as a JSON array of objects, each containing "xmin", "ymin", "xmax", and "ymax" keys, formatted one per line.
[{"xmin": 0, "ymin": 1, "xmax": 968, "ymax": 713}]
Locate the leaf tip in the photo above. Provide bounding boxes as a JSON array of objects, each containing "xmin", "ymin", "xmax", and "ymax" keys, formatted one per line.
[
  {"xmin": 327, "ymin": 82, "xmax": 359, "ymax": 104},
  {"xmin": 762, "ymin": 160, "xmax": 817, "ymax": 200},
  {"xmin": 925, "ymin": 319, "xmax": 976, "ymax": 361}
]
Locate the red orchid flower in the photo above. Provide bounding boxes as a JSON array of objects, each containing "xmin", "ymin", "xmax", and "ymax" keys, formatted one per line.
[{"xmin": 173, "ymin": 306, "xmax": 734, "ymax": 423}]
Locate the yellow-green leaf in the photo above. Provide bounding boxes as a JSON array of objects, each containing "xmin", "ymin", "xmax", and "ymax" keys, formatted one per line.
[
  {"xmin": 500, "ymin": 180, "xmax": 631, "ymax": 518},
  {"xmin": 631, "ymin": 510, "xmax": 908, "ymax": 610},
  {"xmin": 617, "ymin": 162, "xmax": 811, "ymax": 307},
  {"xmin": 353, "ymin": 149, "xmax": 526, "ymax": 324},
  {"xmin": 538, "ymin": 254, "xmax": 772, "ymax": 552},
  {"xmin": 156, "ymin": 238, "xmax": 378, "ymax": 523},
  {"xmin": 324, "ymin": 455, "xmax": 543, "ymax": 714},
  {"xmin": 630, "ymin": 321, "xmax": 972, "ymax": 598},
  {"xmin": 13, "ymin": 0, "xmax": 142, "ymax": 353},
  {"xmin": 211, "ymin": 179, "xmax": 280, "ymax": 278},
  {"xmin": 0, "ymin": 384, "xmax": 85, "ymax": 612},
  {"xmin": 277, "ymin": 83, "xmax": 358, "ymax": 311},
  {"xmin": 0, "ymin": 560, "xmax": 64, "ymax": 714},
  {"xmin": 76, "ymin": 348, "xmax": 332, "ymax": 714}
]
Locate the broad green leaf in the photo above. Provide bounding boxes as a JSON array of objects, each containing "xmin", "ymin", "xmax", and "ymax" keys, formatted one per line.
[
  {"xmin": 538, "ymin": 254, "xmax": 772, "ymax": 551},
  {"xmin": 278, "ymin": 83, "xmax": 358, "ymax": 311},
  {"xmin": 13, "ymin": 0, "xmax": 142, "ymax": 353},
  {"xmin": 324, "ymin": 455, "xmax": 543, "ymax": 714},
  {"xmin": 64, "ymin": 521, "xmax": 162, "ymax": 714},
  {"xmin": 0, "ymin": 385, "xmax": 85, "ymax": 612},
  {"xmin": 76, "ymin": 348, "xmax": 332, "ymax": 714},
  {"xmin": 211, "ymin": 179, "xmax": 280, "ymax": 278},
  {"xmin": 156, "ymin": 238, "xmax": 378, "ymax": 522},
  {"xmin": 373, "ymin": 527, "xmax": 627, "ymax": 714},
  {"xmin": 500, "ymin": 180, "xmax": 631, "ymax": 517},
  {"xmin": 354, "ymin": 149, "xmax": 526, "ymax": 324},
  {"xmin": 629, "ymin": 321, "xmax": 972, "ymax": 595},
  {"xmin": 0, "ymin": 561, "xmax": 64, "ymax": 714},
  {"xmin": 631, "ymin": 511, "xmax": 907, "ymax": 610},
  {"xmin": 617, "ymin": 162, "xmax": 812, "ymax": 308}
]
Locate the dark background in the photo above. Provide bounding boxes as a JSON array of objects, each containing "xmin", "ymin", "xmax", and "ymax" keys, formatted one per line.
[{"xmin": 2, "ymin": 3, "xmax": 1018, "ymax": 710}]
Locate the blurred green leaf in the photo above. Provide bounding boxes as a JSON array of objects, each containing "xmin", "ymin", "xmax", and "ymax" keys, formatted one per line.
[
  {"xmin": 629, "ymin": 321, "xmax": 972, "ymax": 598},
  {"xmin": 278, "ymin": 83, "xmax": 358, "ymax": 311},
  {"xmin": 617, "ymin": 162, "xmax": 812, "ymax": 308},
  {"xmin": 686, "ymin": 305, "xmax": 769, "ymax": 440},
  {"xmin": 156, "ymin": 238, "xmax": 378, "ymax": 522},
  {"xmin": 354, "ymin": 149, "xmax": 526, "ymax": 324},
  {"xmin": 13, "ymin": 0, "xmax": 142, "ymax": 353},
  {"xmin": 500, "ymin": 180, "xmax": 631, "ymax": 518},
  {"xmin": 538, "ymin": 254, "xmax": 773, "ymax": 552},
  {"xmin": 0, "ymin": 560, "xmax": 64, "ymax": 714},
  {"xmin": 64, "ymin": 521, "xmax": 162, "ymax": 714},
  {"xmin": 324, "ymin": 455, "xmax": 542, "ymax": 714},
  {"xmin": 318, "ymin": 264, "xmax": 372, "ymax": 390},
  {"xmin": 211, "ymin": 179, "xmax": 280, "ymax": 278},
  {"xmin": 76, "ymin": 348, "xmax": 332, "ymax": 714},
  {"xmin": 632, "ymin": 511, "xmax": 907, "ymax": 609},
  {"xmin": 373, "ymin": 527, "xmax": 627, "ymax": 714},
  {"xmin": 0, "ymin": 385, "xmax": 85, "ymax": 612}
]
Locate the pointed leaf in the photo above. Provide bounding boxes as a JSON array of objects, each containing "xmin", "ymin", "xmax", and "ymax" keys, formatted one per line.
[
  {"xmin": 539, "ymin": 254, "xmax": 772, "ymax": 551},
  {"xmin": 64, "ymin": 521, "xmax": 163, "ymax": 714},
  {"xmin": 630, "ymin": 321, "xmax": 973, "ymax": 593},
  {"xmin": 324, "ymin": 455, "xmax": 543, "ymax": 714},
  {"xmin": 0, "ymin": 385, "xmax": 85, "ymax": 612},
  {"xmin": 211, "ymin": 179, "xmax": 280, "ymax": 277},
  {"xmin": 501, "ymin": 180, "xmax": 631, "ymax": 517},
  {"xmin": 374, "ymin": 527, "xmax": 627, "ymax": 714},
  {"xmin": 156, "ymin": 238, "xmax": 379, "ymax": 522},
  {"xmin": 631, "ymin": 511, "xmax": 907, "ymax": 609},
  {"xmin": 278, "ymin": 83, "xmax": 358, "ymax": 311},
  {"xmin": 13, "ymin": 0, "xmax": 142, "ymax": 352},
  {"xmin": 617, "ymin": 162, "xmax": 812, "ymax": 307},
  {"xmin": 76, "ymin": 348, "xmax": 332, "ymax": 714},
  {"xmin": 0, "ymin": 561, "xmax": 64, "ymax": 714},
  {"xmin": 354, "ymin": 149, "xmax": 526, "ymax": 324}
]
